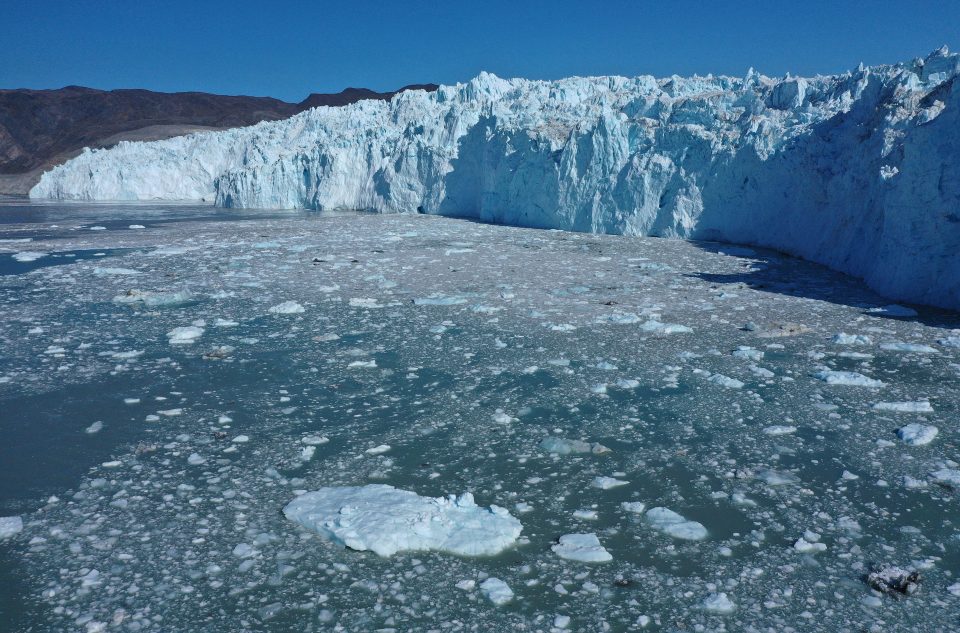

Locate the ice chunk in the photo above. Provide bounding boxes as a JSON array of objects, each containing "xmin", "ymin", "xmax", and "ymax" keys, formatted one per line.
[
  {"xmin": 832, "ymin": 333, "xmax": 873, "ymax": 345},
  {"xmin": 268, "ymin": 301, "xmax": 305, "ymax": 314},
  {"xmin": 592, "ymin": 476, "xmax": 628, "ymax": 490},
  {"xmin": 0, "ymin": 516, "xmax": 23, "ymax": 539},
  {"xmin": 12, "ymin": 251, "xmax": 46, "ymax": 262},
  {"xmin": 897, "ymin": 424, "xmax": 938, "ymax": 446},
  {"xmin": 479, "ymin": 577, "xmax": 514, "ymax": 605},
  {"xmin": 873, "ymin": 401, "xmax": 934, "ymax": 413},
  {"xmin": 881, "ymin": 342, "xmax": 938, "ymax": 353},
  {"xmin": 702, "ymin": 592, "xmax": 736, "ymax": 613},
  {"xmin": 282, "ymin": 485, "xmax": 522, "ymax": 557},
  {"xmin": 640, "ymin": 321, "xmax": 692, "ymax": 335},
  {"xmin": 540, "ymin": 437, "xmax": 607, "ymax": 455},
  {"xmin": 763, "ymin": 425, "xmax": 797, "ymax": 436},
  {"xmin": 707, "ymin": 374, "xmax": 744, "ymax": 389},
  {"xmin": 811, "ymin": 370, "xmax": 884, "ymax": 387},
  {"xmin": 551, "ymin": 533, "xmax": 612, "ymax": 562},
  {"xmin": 928, "ymin": 468, "xmax": 960, "ymax": 489},
  {"xmin": 166, "ymin": 326, "xmax": 204, "ymax": 345},
  {"xmin": 645, "ymin": 507, "xmax": 708, "ymax": 540}
]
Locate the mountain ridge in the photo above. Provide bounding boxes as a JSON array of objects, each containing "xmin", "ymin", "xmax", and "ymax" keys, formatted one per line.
[{"xmin": 0, "ymin": 83, "xmax": 438, "ymax": 194}]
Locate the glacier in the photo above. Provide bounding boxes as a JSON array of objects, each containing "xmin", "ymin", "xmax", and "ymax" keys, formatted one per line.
[{"xmin": 30, "ymin": 48, "xmax": 960, "ymax": 308}]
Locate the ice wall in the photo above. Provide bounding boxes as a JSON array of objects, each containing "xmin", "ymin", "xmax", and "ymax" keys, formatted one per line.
[{"xmin": 31, "ymin": 49, "xmax": 960, "ymax": 308}]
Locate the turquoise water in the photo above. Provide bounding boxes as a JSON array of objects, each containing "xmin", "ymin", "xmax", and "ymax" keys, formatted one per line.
[{"xmin": 1, "ymin": 202, "xmax": 959, "ymax": 632}]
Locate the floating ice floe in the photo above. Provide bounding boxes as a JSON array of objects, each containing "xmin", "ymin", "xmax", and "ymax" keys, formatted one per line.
[
  {"xmin": 540, "ymin": 437, "xmax": 609, "ymax": 455},
  {"xmin": 114, "ymin": 289, "xmax": 194, "ymax": 308},
  {"xmin": 282, "ymin": 485, "xmax": 522, "ymax": 557},
  {"xmin": 93, "ymin": 266, "xmax": 140, "ymax": 276},
  {"xmin": 873, "ymin": 401, "xmax": 934, "ymax": 413},
  {"xmin": 640, "ymin": 320, "xmax": 692, "ymax": 335},
  {"xmin": 755, "ymin": 469, "xmax": 800, "ymax": 486},
  {"xmin": 645, "ymin": 507, "xmax": 708, "ymax": 540},
  {"xmin": 413, "ymin": 294, "xmax": 468, "ymax": 306},
  {"xmin": 702, "ymin": 592, "xmax": 736, "ymax": 613},
  {"xmin": 12, "ymin": 251, "xmax": 46, "ymax": 262},
  {"xmin": 0, "ymin": 516, "xmax": 23, "ymax": 539},
  {"xmin": 707, "ymin": 374, "xmax": 745, "ymax": 389},
  {"xmin": 268, "ymin": 300, "xmax": 305, "ymax": 314},
  {"xmin": 167, "ymin": 326, "xmax": 204, "ymax": 345},
  {"xmin": 880, "ymin": 342, "xmax": 938, "ymax": 353},
  {"xmin": 551, "ymin": 533, "xmax": 612, "ymax": 562},
  {"xmin": 763, "ymin": 425, "xmax": 797, "ymax": 436},
  {"xmin": 811, "ymin": 370, "xmax": 884, "ymax": 387},
  {"xmin": 592, "ymin": 476, "xmax": 628, "ymax": 489},
  {"xmin": 832, "ymin": 333, "xmax": 873, "ymax": 345},
  {"xmin": 897, "ymin": 424, "xmax": 939, "ymax": 446},
  {"xmin": 621, "ymin": 501, "xmax": 646, "ymax": 514},
  {"xmin": 928, "ymin": 468, "xmax": 960, "ymax": 489},
  {"xmin": 479, "ymin": 578, "xmax": 514, "ymax": 605}
]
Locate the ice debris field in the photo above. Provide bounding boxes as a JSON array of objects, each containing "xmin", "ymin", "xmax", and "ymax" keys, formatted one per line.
[
  {"xmin": 31, "ymin": 48, "xmax": 960, "ymax": 310},
  {"xmin": 1, "ymin": 203, "xmax": 960, "ymax": 632}
]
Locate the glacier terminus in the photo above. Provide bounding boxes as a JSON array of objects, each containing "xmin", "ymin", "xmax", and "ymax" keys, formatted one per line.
[{"xmin": 31, "ymin": 48, "xmax": 960, "ymax": 309}]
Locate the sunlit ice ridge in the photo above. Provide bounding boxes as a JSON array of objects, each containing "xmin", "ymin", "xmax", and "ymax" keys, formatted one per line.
[{"xmin": 31, "ymin": 47, "xmax": 960, "ymax": 310}]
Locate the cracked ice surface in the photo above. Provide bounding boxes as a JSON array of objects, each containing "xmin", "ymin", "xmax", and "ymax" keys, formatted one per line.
[{"xmin": 2, "ymin": 205, "xmax": 960, "ymax": 632}]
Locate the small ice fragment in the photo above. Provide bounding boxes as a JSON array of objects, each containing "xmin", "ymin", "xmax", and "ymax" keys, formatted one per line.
[
  {"xmin": 573, "ymin": 510, "xmax": 598, "ymax": 520},
  {"xmin": 898, "ymin": 424, "xmax": 938, "ymax": 446},
  {"xmin": 268, "ymin": 301, "xmax": 305, "ymax": 314},
  {"xmin": 880, "ymin": 342, "xmax": 938, "ymax": 353},
  {"xmin": 12, "ymin": 251, "xmax": 46, "ymax": 262},
  {"xmin": 873, "ymin": 401, "xmax": 934, "ymax": 413},
  {"xmin": 592, "ymin": 476, "xmax": 628, "ymax": 490},
  {"xmin": 85, "ymin": 421, "xmax": 103, "ymax": 434},
  {"xmin": 794, "ymin": 538, "xmax": 827, "ymax": 553},
  {"xmin": 232, "ymin": 435, "xmax": 250, "ymax": 443},
  {"xmin": 480, "ymin": 577, "xmax": 514, "ymax": 605},
  {"xmin": 707, "ymin": 374, "xmax": 744, "ymax": 389},
  {"xmin": 302, "ymin": 435, "xmax": 329, "ymax": 446},
  {"xmin": 811, "ymin": 370, "xmax": 884, "ymax": 387},
  {"xmin": 832, "ymin": 333, "xmax": 873, "ymax": 345},
  {"xmin": 640, "ymin": 321, "xmax": 692, "ymax": 335},
  {"xmin": 551, "ymin": 533, "xmax": 612, "ymax": 562},
  {"xmin": 187, "ymin": 453, "xmax": 206, "ymax": 466},
  {"xmin": 645, "ymin": 507, "xmax": 708, "ymax": 540},
  {"xmin": 365, "ymin": 444, "xmax": 391, "ymax": 455},
  {"xmin": 0, "ymin": 516, "xmax": 23, "ymax": 539},
  {"xmin": 167, "ymin": 326, "xmax": 204, "ymax": 345},
  {"xmin": 455, "ymin": 579, "xmax": 476, "ymax": 591},
  {"xmin": 702, "ymin": 592, "xmax": 736, "ymax": 613},
  {"xmin": 621, "ymin": 501, "xmax": 646, "ymax": 514},
  {"xmin": 763, "ymin": 425, "xmax": 797, "ymax": 435}
]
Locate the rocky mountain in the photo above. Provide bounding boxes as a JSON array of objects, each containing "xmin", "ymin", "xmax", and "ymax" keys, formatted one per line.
[{"xmin": 0, "ymin": 83, "xmax": 437, "ymax": 194}]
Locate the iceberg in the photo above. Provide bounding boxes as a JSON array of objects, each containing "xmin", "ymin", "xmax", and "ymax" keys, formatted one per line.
[
  {"xmin": 282, "ymin": 484, "xmax": 522, "ymax": 557},
  {"xmin": 30, "ymin": 49, "xmax": 960, "ymax": 309}
]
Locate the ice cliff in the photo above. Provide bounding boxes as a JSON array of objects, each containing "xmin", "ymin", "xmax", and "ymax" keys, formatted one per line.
[{"xmin": 31, "ymin": 48, "xmax": 960, "ymax": 308}]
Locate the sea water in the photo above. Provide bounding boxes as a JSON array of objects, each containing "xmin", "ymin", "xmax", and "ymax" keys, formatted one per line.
[{"xmin": 1, "ymin": 201, "xmax": 959, "ymax": 631}]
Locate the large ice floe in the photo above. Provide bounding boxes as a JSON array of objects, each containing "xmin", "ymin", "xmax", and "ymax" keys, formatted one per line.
[
  {"xmin": 282, "ymin": 484, "xmax": 522, "ymax": 557},
  {"xmin": 30, "ymin": 48, "xmax": 960, "ymax": 308}
]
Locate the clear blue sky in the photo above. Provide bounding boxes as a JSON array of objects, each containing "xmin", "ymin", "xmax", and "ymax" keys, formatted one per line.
[{"xmin": 3, "ymin": 0, "xmax": 958, "ymax": 101}]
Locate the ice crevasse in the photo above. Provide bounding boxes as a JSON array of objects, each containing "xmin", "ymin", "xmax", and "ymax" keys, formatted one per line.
[{"xmin": 31, "ymin": 48, "xmax": 960, "ymax": 309}]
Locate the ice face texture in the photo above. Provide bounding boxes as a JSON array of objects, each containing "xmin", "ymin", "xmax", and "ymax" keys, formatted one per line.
[
  {"xmin": 282, "ymin": 485, "xmax": 522, "ymax": 557},
  {"xmin": 31, "ymin": 48, "xmax": 960, "ymax": 308}
]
